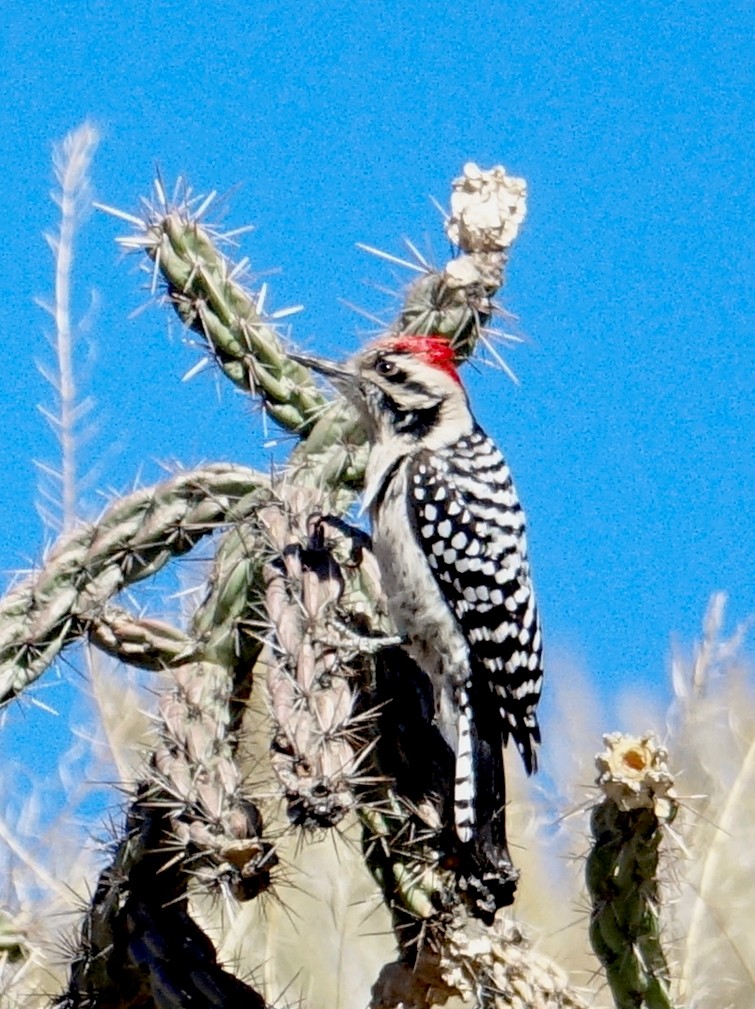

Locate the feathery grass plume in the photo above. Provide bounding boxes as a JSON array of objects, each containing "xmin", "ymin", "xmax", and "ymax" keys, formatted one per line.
[
  {"xmin": 586, "ymin": 734, "xmax": 677, "ymax": 1009},
  {"xmin": 665, "ymin": 594, "xmax": 755, "ymax": 1008},
  {"xmin": 36, "ymin": 121, "xmax": 100, "ymax": 533},
  {"xmin": 1, "ymin": 122, "xmax": 147, "ymax": 1009}
]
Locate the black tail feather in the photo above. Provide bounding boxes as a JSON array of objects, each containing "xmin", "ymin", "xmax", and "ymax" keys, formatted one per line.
[{"xmin": 371, "ymin": 648, "xmax": 519, "ymax": 924}]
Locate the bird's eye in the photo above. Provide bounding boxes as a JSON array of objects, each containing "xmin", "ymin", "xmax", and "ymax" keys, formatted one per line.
[{"xmin": 375, "ymin": 357, "xmax": 397, "ymax": 377}]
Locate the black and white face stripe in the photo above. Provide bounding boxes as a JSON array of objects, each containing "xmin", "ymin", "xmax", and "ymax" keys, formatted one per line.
[{"xmin": 360, "ymin": 351, "xmax": 459, "ymax": 415}]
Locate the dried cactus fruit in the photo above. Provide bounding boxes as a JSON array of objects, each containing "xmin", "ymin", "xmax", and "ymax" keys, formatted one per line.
[
  {"xmin": 371, "ymin": 915, "xmax": 588, "ymax": 1009},
  {"xmin": 445, "ymin": 162, "xmax": 527, "ymax": 254}
]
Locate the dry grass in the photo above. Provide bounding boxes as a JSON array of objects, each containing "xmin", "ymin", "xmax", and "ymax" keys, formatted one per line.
[
  {"xmin": 665, "ymin": 595, "xmax": 755, "ymax": 1007},
  {"xmin": 0, "ymin": 657, "xmax": 152, "ymax": 1006},
  {"xmin": 3, "ymin": 594, "xmax": 751, "ymax": 1008}
]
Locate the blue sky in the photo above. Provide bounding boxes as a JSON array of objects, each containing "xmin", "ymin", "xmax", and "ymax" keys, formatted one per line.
[{"xmin": 0, "ymin": 1, "xmax": 753, "ymax": 808}]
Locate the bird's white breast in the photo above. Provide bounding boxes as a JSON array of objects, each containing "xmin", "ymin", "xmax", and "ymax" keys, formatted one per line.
[{"xmin": 370, "ymin": 456, "xmax": 469, "ymax": 750}]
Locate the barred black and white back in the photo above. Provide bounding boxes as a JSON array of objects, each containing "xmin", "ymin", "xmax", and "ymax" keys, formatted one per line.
[{"xmin": 409, "ymin": 428, "xmax": 543, "ymax": 775}]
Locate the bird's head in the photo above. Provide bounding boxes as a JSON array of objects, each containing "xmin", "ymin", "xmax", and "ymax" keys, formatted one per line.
[{"xmin": 291, "ymin": 335, "xmax": 468, "ymax": 442}]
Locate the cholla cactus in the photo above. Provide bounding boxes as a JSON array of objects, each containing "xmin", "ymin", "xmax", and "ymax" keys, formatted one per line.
[{"xmin": 0, "ymin": 164, "xmax": 671, "ymax": 1009}]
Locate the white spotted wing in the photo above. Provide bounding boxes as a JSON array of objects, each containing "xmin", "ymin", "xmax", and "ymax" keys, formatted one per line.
[{"xmin": 407, "ymin": 427, "xmax": 543, "ymax": 771}]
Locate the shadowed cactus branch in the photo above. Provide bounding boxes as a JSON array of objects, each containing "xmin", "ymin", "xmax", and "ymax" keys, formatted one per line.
[{"xmin": 56, "ymin": 790, "xmax": 270, "ymax": 1009}]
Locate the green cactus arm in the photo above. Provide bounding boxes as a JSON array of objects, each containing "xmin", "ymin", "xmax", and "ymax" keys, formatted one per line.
[
  {"xmin": 147, "ymin": 515, "xmax": 279, "ymax": 901},
  {"xmin": 0, "ymin": 464, "xmax": 269, "ymax": 706},
  {"xmin": 359, "ymin": 801, "xmax": 447, "ymax": 923},
  {"xmin": 586, "ymin": 734, "xmax": 678, "ymax": 1009},
  {"xmin": 116, "ymin": 203, "xmax": 328, "ymax": 433}
]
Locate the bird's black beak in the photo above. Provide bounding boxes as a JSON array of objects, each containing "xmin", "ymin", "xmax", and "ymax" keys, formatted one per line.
[{"xmin": 289, "ymin": 349, "xmax": 358, "ymax": 396}]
